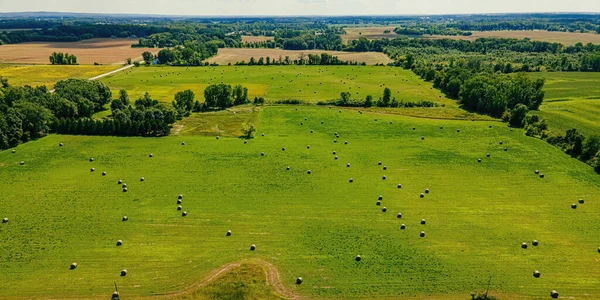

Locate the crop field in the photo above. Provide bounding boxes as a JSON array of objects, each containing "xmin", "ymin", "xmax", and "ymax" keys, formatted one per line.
[
  {"xmin": 1, "ymin": 105, "xmax": 599, "ymax": 299},
  {"xmin": 205, "ymin": 48, "xmax": 393, "ymax": 65},
  {"xmin": 0, "ymin": 64, "xmax": 119, "ymax": 88},
  {"xmin": 102, "ymin": 65, "xmax": 447, "ymax": 104},
  {"xmin": 528, "ymin": 72, "xmax": 600, "ymax": 136},
  {"xmin": 241, "ymin": 35, "xmax": 275, "ymax": 43},
  {"xmin": 341, "ymin": 26, "xmax": 399, "ymax": 42},
  {"xmin": 429, "ymin": 30, "xmax": 600, "ymax": 46},
  {"xmin": 0, "ymin": 38, "xmax": 158, "ymax": 65}
]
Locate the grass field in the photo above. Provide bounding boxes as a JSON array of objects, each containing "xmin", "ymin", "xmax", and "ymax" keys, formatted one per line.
[
  {"xmin": 205, "ymin": 48, "xmax": 392, "ymax": 65},
  {"xmin": 102, "ymin": 65, "xmax": 448, "ymax": 105},
  {"xmin": 0, "ymin": 64, "xmax": 119, "ymax": 88},
  {"xmin": 1, "ymin": 105, "xmax": 599, "ymax": 299},
  {"xmin": 429, "ymin": 30, "xmax": 600, "ymax": 46},
  {"xmin": 528, "ymin": 72, "xmax": 600, "ymax": 136},
  {"xmin": 241, "ymin": 35, "xmax": 275, "ymax": 43},
  {"xmin": 341, "ymin": 26, "xmax": 399, "ymax": 42},
  {"xmin": 0, "ymin": 38, "xmax": 158, "ymax": 65}
]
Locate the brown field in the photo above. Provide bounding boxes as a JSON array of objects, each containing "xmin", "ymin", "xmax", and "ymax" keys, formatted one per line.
[
  {"xmin": 206, "ymin": 48, "xmax": 392, "ymax": 65},
  {"xmin": 341, "ymin": 26, "xmax": 398, "ymax": 42},
  {"xmin": 429, "ymin": 30, "xmax": 600, "ymax": 45},
  {"xmin": 0, "ymin": 38, "xmax": 159, "ymax": 65},
  {"xmin": 241, "ymin": 35, "xmax": 275, "ymax": 43}
]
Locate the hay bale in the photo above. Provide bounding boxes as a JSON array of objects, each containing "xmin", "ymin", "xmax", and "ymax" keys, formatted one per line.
[
  {"xmin": 578, "ymin": 199, "xmax": 584, "ymax": 204},
  {"xmin": 333, "ymin": 151, "xmax": 336, "ymax": 155},
  {"xmin": 355, "ymin": 255, "xmax": 361, "ymax": 261},
  {"xmin": 310, "ymin": 130, "xmax": 313, "ymax": 133},
  {"xmin": 261, "ymin": 152, "xmax": 265, "ymax": 156},
  {"xmin": 307, "ymin": 145, "xmax": 311, "ymax": 149},
  {"xmin": 397, "ymin": 184, "xmax": 402, "ymax": 189},
  {"xmin": 296, "ymin": 277, "xmax": 303, "ymax": 284},
  {"xmin": 425, "ymin": 188, "xmax": 430, "ymax": 194},
  {"xmin": 550, "ymin": 290, "xmax": 558, "ymax": 298},
  {"xmin": 307, "ymin": 170, "xmax": 312, "ymax": 174},
  {"xmin": 499, "ymin": 141, "xmax": 503, "ymax": 145},
  {"xmin": 412, "ymin": 127, "xmax": 416, "ymax": 130},
  {"xmin": 378, "ymin": 161, "xmax": 382, "ymax": 165},
  {"xmin": 347, "ymin": 163, "xmax": 350, "ymax": 167},
  {"xmin": 376, "ymin": 200, "xmax": 381, "ymax": 206},
  {"xmin": 390, "ymin": 122, "xmax": 393, "ymax": 124},
  {"xmin": 121, "ymin": 269, "xmax": 128, "ymax": 276},
  {"xmin": 112, "ymin": 292, "xmax": 119, "ymax": 300},
  {"xmin": 2, "ymin": 218, "xmax": 8, "ymax": 223},
  {"xmin": 122, "ymin": 183, "xmax": 127, "ymax": 188},
  {"xmin": 182, "ymin": 142, "xmax": 185, "ymax": 145},
  {"xmin": 349, "ymin": 178, "xmax": 353, "ymax": 183},
  {"xmin": 177, "ymin": 205, "xmax": 182, "ymax": 211},
  {"xmin": 400, "ymin": 224, "xmax": 406, "ymax": 229},
  {"xmin": 532, "ymin": 240, "xmax": 539, "ymax": 246},
  {"xmin": 216, "ymin": 136, "xmax": 219, "ymax": 140},
  {"xmin": 397, "ymin": 213, "xmax": 402, "ymax": 218},
  {"xmin": 440, "ymin": 126, "xmax": 443, "ymax": 129},
  {"xmin": 378, "ymin": 195, "xmax": 383, "ymax": 200},
  {"xmin": 91, "ymin": 168, "xmax": 95, "ymax": 172},
  {"xmin": 344, "ymin": 141, "xmax": 348, "ymax": 145},
  {"xmin": 420, "ymin": 231, "xmax": 425, "ymax": 237},
  {"xmin": 177, "ymin": 199, "xmax": 182, "ymax": 204},
  {"xmin": 421, "ymin": 136, "xmax": 425, "ymax": 140},
  {"xmin": 149, "ymin": 153, "xmax": 153, "ymax": 158},
  {"xmin": 60, "ymin": 143, "xmax": 64, "ymax": 147},
  {"xmin": 540, "ymin": 174, "xmax": 545, "ymax": 178},
  {"xmin": 457, "ymin": 129, "xmax": 460, "ymax": 133},
  {"xmin": 262, "ymin": 133, "xmax": 265, "ymax": 136},
  {"xmin": 116, "ymin": 240, "xmax": 123, "ymax": 246},
  {"xmin": 244, "ymin": 140, "xmax": 247, "ymax": 144},
  {"xmin": 421, "ymin": 219, "xmax": 426, "ymax": 225},
  {"xmin": 102, "ymin": 171, "xmax": 107, "ymax": 176},
  {"xmin": 286, "ymin": 166, "xmax": 290, "ymax": 171},
  {"xmin": 597, "ymin": 247, "xmax": 600, "ymax": 253},
  {"xmin": 178, "ymin": 194, "xmax": 183, "ymax": 199},
  {"xmin": 334, "ymin": 156, "xmax": 338, "ymax": 160},
  {"xmin": 521, "ymin": 242, "xmax": 528, "ymax": 249},
  {"xmin": 334, "ymin": 139, "xmax": 337, "ymax": 143},
  {"xmin": 305, "ymin": 118, "xmax": 308, "ymax": 121},
  {"xmin": 477, "ymin": 159, "xmax": 481, "ymax": 163},
  {"xmin": 375, "ymin": 119, "xmax": 378, "ymax": 121},
  {"xmin": 533, "ymin": 270, "xmax": 540, "ymax": 278},
  {"xmin": 182, "ymin": 211, "xmax": 188, "ymax": 217},
  {"xmin": 420, "ymin": 193, "xmax": 425, "ymax": 198},
  {"xmin": 535, "ymin": 170, "xmax": 540, "ymax": 174},
  {"xmin": 123, "ymin": 187, "xmax": 128, "ymax": 192},
  {"xmin": 250, "ymin": 244, "xmax": 256, "ymax": 251},
  {"xmin": 486, "ymin": 153, "xmax": 490, "ymax": 157},
  {"xmin": 90, "ymin": 158, "xmax": 94, "ymax": 162},
  {"xmin": 70, "ymin": 262, "xmax": 78, "ymax": 270},
  {"xmin": 301, "ymin": 122, "xmax": 303, "ymax": 125},
  {"xmin": 382, "ymin": 207, "xmax": 387, "ymax": 212},
  {"xmin": 122, "ymin": 216, "xmax": 128, "ymax": 221},
  {"xmin": 504, "ymin": 147, "xmax": 508, "ymax": 151},
  {"xmin": 118, "ymin": 180, "xmax": 122, "ymax": 184},
  {"xmin": 282, "ymin": 147, "xmax": 286, "ymax": 151},
  {"xmin": 571, "ymin": 203, "xmax": 577, "ymax": 209},
  {"xmin": 383, "ymin": 166, "xmax": 387, "ymax": 170},
  {"xmin": 226, "ymin": 230, "xmax": 232, "ymax": 236},
  {"xmin": 140, "ymin": 177, "xmax": 145, "ymax": 182},
  {"xmin": 12, "ymin": 150, "xmax": 16, "ymax": 153},
  {"xmin": 382, "ymin": 175, "xmax": 386, "ymax": 180}
]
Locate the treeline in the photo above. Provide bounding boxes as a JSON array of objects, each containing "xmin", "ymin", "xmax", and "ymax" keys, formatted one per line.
[
  {"xmin": 49, "ymin": 52, "xmax": 77, "ymax": 65},
  {"xmin": 155, "ymin": 43, "xmax": 219, "ymax": 65},
  {"xmin": 393, "ymin": 26, "xmax": 472, "ymax": 36},
  {"xmin": 317, "ymin": 88, "xmax": 441, "ymax": 108},
  {"xmin": 234, "ymin": 53, "xmax": 366, "ymax": 66}
]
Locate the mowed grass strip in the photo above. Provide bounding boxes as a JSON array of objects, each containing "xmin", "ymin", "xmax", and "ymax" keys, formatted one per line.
[
  {"xmin": 0, "ymin": 106, "xmax": 599, "ymax": 299},
  {"xmin": 0, "ymin": 64, "xmax": 120, "ymax": 89},
  {"xmin": 102, "ymin": 65, "xmax": 451, "ymax": 106}
]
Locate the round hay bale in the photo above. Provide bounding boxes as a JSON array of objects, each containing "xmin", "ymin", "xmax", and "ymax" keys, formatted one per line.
[
  {"xmin": 421, "ymin": 219, "xmax": 426, "ymax": 225},
  {"xmin": 535, "ymin": 170, "xmax": 540, "ymax": 174},
  {"xmin": 116, "ymin": 240, "xmax": 123, "ymax": 246},
  {"xmin": 397, "ymin": 184, "xmax": 402, "ymax": 189},
  {"xmin": 378, "ymin": 195, "xmax": 383, "ymax": 200},
  {"xmin": 504, "ymin": 147, "xmax": 508, "ymax": 151},
  {"xmin": 539, "ymin": 174, "xmax": 545, "ymax": 178},
  {"xmin": 489, "ymin": 125, "xmax": 492, "ymax": 129},
  {"xmin": 2, "ymin": 217, "xmax": 8, "ymax": 223},
  {"xmin": 390, "ymin": 121, "xmax": 393, "ymax": 124},
  {"xmin": 177, "ymin": 199, "xmax": 182, "ymax": 204},
  {"xmin": 122, "ymin": 216, "xmax": 128, "ymax": 221},
  {"xmin": 296, "ymin": 277, "xmax": 303, "ymax": 285},
  {"xmin": 486, "ymin": 153, "xmax": 490, "ymax": 157},
  {"xmin": 149, "ymin": 153, "xmax": 153, "ymax": 158},
  {"xmin": 400, "ymin": 224, "xmax": 406, "ymax": 230},
  {"xmin": 286, "ymin": 166, "xmax": 290, "ymax": 171},
  {"xmin": 532, "ymin": 240, "xmax": 539, "ymax": 246},
  {"xmin": 597, "ymin": 247, "xmax": 600, "ymax": 253},
  {"xmin": 90, "ymin": 158, "xmax": 94, "ymax": 162},
  {"xmin": 499, "ymin": 141, "xmax": 503, "ymax": 145},
  {"xmin": 457, "ymin": 129, "xmax": 460, "ymax": 133},
  {"xmin": 375, "ymin": 119, "xmax": 378, "ymax": 121},
  {"xmin": 282, "ymin": 147, "xmax": 286, "ymax": 151},
  {"xmin": 177, "ymin": 205, "xmax": 182, "ymax": 211},
  {"xmin": 216, "ymin": 136, "xmax": 219, "ymax": 140},
  {"xmin": 262, "ymin": 133, "xmax": 265, "ymax": 136},
  {"xmin": 305, "ymin": 118, "xmax": 308, "ymax": 121},
  {"xmin": 344, "ymin": 141, "xmax": 348, "ymax": 145},
  {"xmin": 60, "ymin": 143, "xmax": 64, "ymax": 147},
  {"xmin": 178, "ymin": 194, "xmax": 183, "ymax": 199},
  {"xmin": 420, "ymin": 193, "xmax": 425, "ymax": 198},
  {"xmin": 334, "ymin": 132, "xmax": 338, "ymax": 136},
  {"xmin": 381, "ymin": 207, "xmax": 387, "ymax": 212},
  {"xmin": 521, "ymin": 242, "xmax": 528, "ymax": 249},
  {"xmin": 420, "ymin": 231, "xmax": 425, "ymax": 237},
  {"xmin": 301, "ymin": 122, "xmax": 303, "ymax": 125},
  {"xmin": 250, "ymin": 244, "xmax": 256, "ymax": 251},
  {"xmin": 140, "ymin": 177, "xmax": 145, "ymax": 182},
  {"xmin": 421, "ymin": 136, "xmax": 425, "ymax": 140},
  {"xmin": 355, "ymin": 255, "xmax": 361, "ymax": 261},
  {"xmin": 578, "ymin": 199, "xmax": 584, "ymax": 204},
  {"xmin": 182, "ymin": 142, "xmax": 185, "ymax": 145},
  {"xmin": 533, "ymin": 270, "xmax": 540, "ymax": 278},
  {"xmin": 70, "ymin": 262, "xmax": 78, "ymax": 270},
  {"xmin": 182, "ymin": 211, "xmax": 188, "ymax": 217},
  {"xmin": 347, "ymin": 163, "xmax": 351, "ymax": 167},
  {"xmin": 12, "ymin": 150, "xmax": 16, "ymax": 153},
  {"xmin": 477, "ymin": 159, "xmax": 481, "ymax": 163},
  {"xmin": 382, "ymin": 175, "xmax": 386, "ymax": 180},
  {"xmin": 397, "ymin": 213, "xmax": 402, "ymax": 218},
  {"xmin": 244, "ymin": 140, "xmax": 247, "ymax": 144},
  {"xmin": 440, "ymin": 126, "xmax": 443, "ymax": 129},
  {"xmin": 91, "ymin": 168, "xmax": 95, "ymax": 172},
  {"xmin": 550, "ymin": 290, "xmax": 558, "ymax": 298},
  {"xmin": 122, "ymin": 183, "xmax": 127, "ymax": 188},
  {"xmin": 101, "ymin": 171, "xmax": 107, "ymax": 176},
  {"xmin": 571, "ymin": 203, "xmax": 577, "ymax": 209},
  {"xmin": 334, "ymin": 139, "xmax": 337, "ymax": 143},
  {"xmin": 307, "ymin": 170, "xmax": 312, "ymax": 174},
  {"xmin": 112, "ymin": 291, "xmax": 119, "ymax": 299},
  {"xmin": 376, "ymin": 200, "xmax": 381, "ymax": 206},
  {"xmin": 307, "ymin": 145, "xmax": 311, "ymax": 149},
  {"xmin": 123, "ymin": 188, "xmax": 128, "ymax": 192},
  {"xmin": 261, "ymin": 152, "xmax": 265, "ymax": 156},
  {"xmin": 121, "ymin": 269, "xmax": 128, "ymax": 276},
  {"xmin": 321, "ymin": 121, "xmax": 324, "ymax": 124},
  {"xmin": 333, "ymin": 151, "xmax": 336, "ymax": 155},
  {"xmin": 349, "ymin": 178, "xmax": 353, "ymax": 183},
  {"xmin": 334, "ymin": 156, "xmax": 338, "ymax": 160},
  {"xmin": 412, "ymin": 127, "xmax": 416, "ymax": 130},
  {"xmin": 383, "ymin": 166, "xmax": 387, "ymax": 170},
  {"xmin": 378, "ymin": 161, "xmax": 382, "ymax": 165},
  {"xmin": 425, "ymin": 188, "xmax": 430, "ymax": 194},
  {"xmin": 310, "ymin": 130, "xmax": 313, "ymax": 133},
  {"xmin": 118, "ymin": 180, "xmax": 122, "ymax": 184},
  {"xmin": 226, "ymin": 230, "xmax": 232, "ymax": 236}
]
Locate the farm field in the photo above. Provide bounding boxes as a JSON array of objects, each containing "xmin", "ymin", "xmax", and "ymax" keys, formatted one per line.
[
  {"xmin": 241, "ymin": 35, "xmax": 275, "ymax": 43},
  {"xmin": 341, "ymin": 26, "xmax": 399, "ymax": 42},
  {"xmin": 102, "ymin": 65, "xmax": 448, "ymax": 105},
  {"xmin": 0, "ymin": 64, "xmax": 119, "ymax": 88},
  {"xmin": 528, "ymin": 72, "xmax": 600, "ymax": 136},
  {"xmin": 205, "ymin": 48, "xmax": 392, "ymax": 65},
  {"xmin": 429, "ymin": 30, "xmax": 600, "ymax": 45},
  {"xmin": 1, "ymin": 106, "xmax": 599, "ymax": 299},
  {"xmin": 0, "ymin": 38, "xmax": 158, "ymax": 65}
]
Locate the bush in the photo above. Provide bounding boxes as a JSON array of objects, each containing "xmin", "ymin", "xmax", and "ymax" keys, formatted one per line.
[
  {"xmin": 508, "ymin": 104, "xmax": 529, "ymax": 127},
  {"xmin": 242, "ymin": 123, "xmax": 256, "ymax": 139}
]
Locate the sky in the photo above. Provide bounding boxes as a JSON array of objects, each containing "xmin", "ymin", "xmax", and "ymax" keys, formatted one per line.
[{"xmin": 1, "ymin": 0, "xmax": 599, "ymax": 16}]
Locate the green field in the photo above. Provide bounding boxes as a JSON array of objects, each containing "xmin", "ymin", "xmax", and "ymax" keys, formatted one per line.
[
  {"xmin": 102, "ymin": 65, "xmax": 454, "ymax": 106},
  {"xmin": 529, "ymin": 72, "xmax": 600, "ymax": 136},
  {"xmin": 0, "ymin": 64, "xmax": 119, "ymax": 89},
  {"xmin": 1, "ymin": 106, "xmax": 599, "ymax": 299}
]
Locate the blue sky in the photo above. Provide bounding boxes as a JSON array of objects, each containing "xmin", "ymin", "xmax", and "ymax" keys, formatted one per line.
[{"xmin": 1, "ymin": 0, "xmax": 599, "ymax": 15}]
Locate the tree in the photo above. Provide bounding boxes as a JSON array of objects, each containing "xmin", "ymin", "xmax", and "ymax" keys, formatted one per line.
[
  {"xmin": 364, "ymin": 95, "xmax": 373, "ymax": 107},
  {"xmin": 581, "ymin": 135, "xmax": 600, "ymax": 162},
  {"xmin": 157, "ymin": 49, "xmax": 177, "ymax": 64},
  {"xmin": 378, "ymin": 88, "xmax": 392, "ymax": 107},
  {"xmin": 142, "ymin": 51, "xmax": 154, "ymax": 64},
  {"xmin": 565, "ymin": 128, "xmax": 585, "ymax": 157},
  {"xmin": 242, "ymin": 123, "xmax": 256, "ymax": 139},
  {"xmin": 119, "ymin": 89, "xmax": 129, "ymax": 107},
  {"xmin": 508, "ymin": 104, "xmax": 529, "ymax": 127},
  {"xmin": 204, "ymin": 84, "xmax": 233, "ymax": 109},
  {"xmin": 173, "ymin": 90, "xmax": 195, "ymax": 116}
]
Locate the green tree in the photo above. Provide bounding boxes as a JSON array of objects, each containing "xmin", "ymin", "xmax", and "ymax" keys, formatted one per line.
[
  {"xmin": 173, "ymin": 89, "xmax": 195, "ymax": 116},
  {"xmin": 142, "ymin": 51, "xmax": 154, "ymax": 64},
  {"xmin": 508, "ymin": 104, "xmax": 529, "ymax": 127}
]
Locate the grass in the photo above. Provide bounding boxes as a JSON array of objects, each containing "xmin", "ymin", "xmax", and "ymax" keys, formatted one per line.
[
  {"xmin": 341, "ymin": 26, "xmax": 399, "ymax": 43},
  {"xmin": 205, "ymin": 48, "xmax": 392, "ymax": 65},
  {"xmin": 428, "ymin": 30, "xmax": 600, "ymax": 46},
  {"xmin": 528, "ymin": 72, "xmax": 600, "ymax": 136},
  {"xmin": 241, "ymin": 36, "xmax": 275, "ymax": 43},
  {"xmin": 1, "ymin": 105, "xmax": 599, "ymax": 299},
  {"xmin": 0, "ymin": 64, "xmax": 119, "ymax": 89},
  {"xmin": 102, "ymin": 65, "xmax": 452, "ymax": 106}
]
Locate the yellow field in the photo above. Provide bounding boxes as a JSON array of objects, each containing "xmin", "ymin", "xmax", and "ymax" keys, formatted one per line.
[
  {"xmin": 241, "ymin": 35, "xmax": 275, "ymax": 43},
  {"xmin": 0, "ymin": 38, "xmax": 159, "ymax": 65},
  {"xmin": 341, "ymin": 26, "xmax": 398, "ymax": 42},
  {"xmin": 429, "ymin": 30, "xmax": 600, "ymax": 45},
  {"xmin": 206, "ymin": 48, "xmax": 392, "ymax": 65},
  {"xmin": 0, "ymin": 65, "xmax": 119, "ymax": 88}
]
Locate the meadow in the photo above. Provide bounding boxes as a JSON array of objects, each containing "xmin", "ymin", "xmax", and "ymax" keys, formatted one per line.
[
  {"xmin": 1, "ymin": 105, "xmax": 599, "ymax": 299},
  {"xmin": 205, "ymin": 48, "xmax": 392, "ymax": 65},
  {"xmin": 340, "ymin": 26, "xmax": 399, "ymax": 42},
  {"xmin": 102, "ymin": 65, "xmax": 449, "ymax": 105},
  {"xmin": 0, "ymin": 64, "xmax": 119, "ymax": 88},
  {"xmin": 529, "ymin": 72, "xmax": 600, "ymax": 136},
  {"xmin": 0, "ymin": 38, "xmax": 157, "ymax": 65}
]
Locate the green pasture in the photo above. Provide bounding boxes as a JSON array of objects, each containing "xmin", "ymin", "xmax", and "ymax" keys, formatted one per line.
[{"xmin": 1, "ymin": 106, "xmax": 599, "ymax": 299}]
